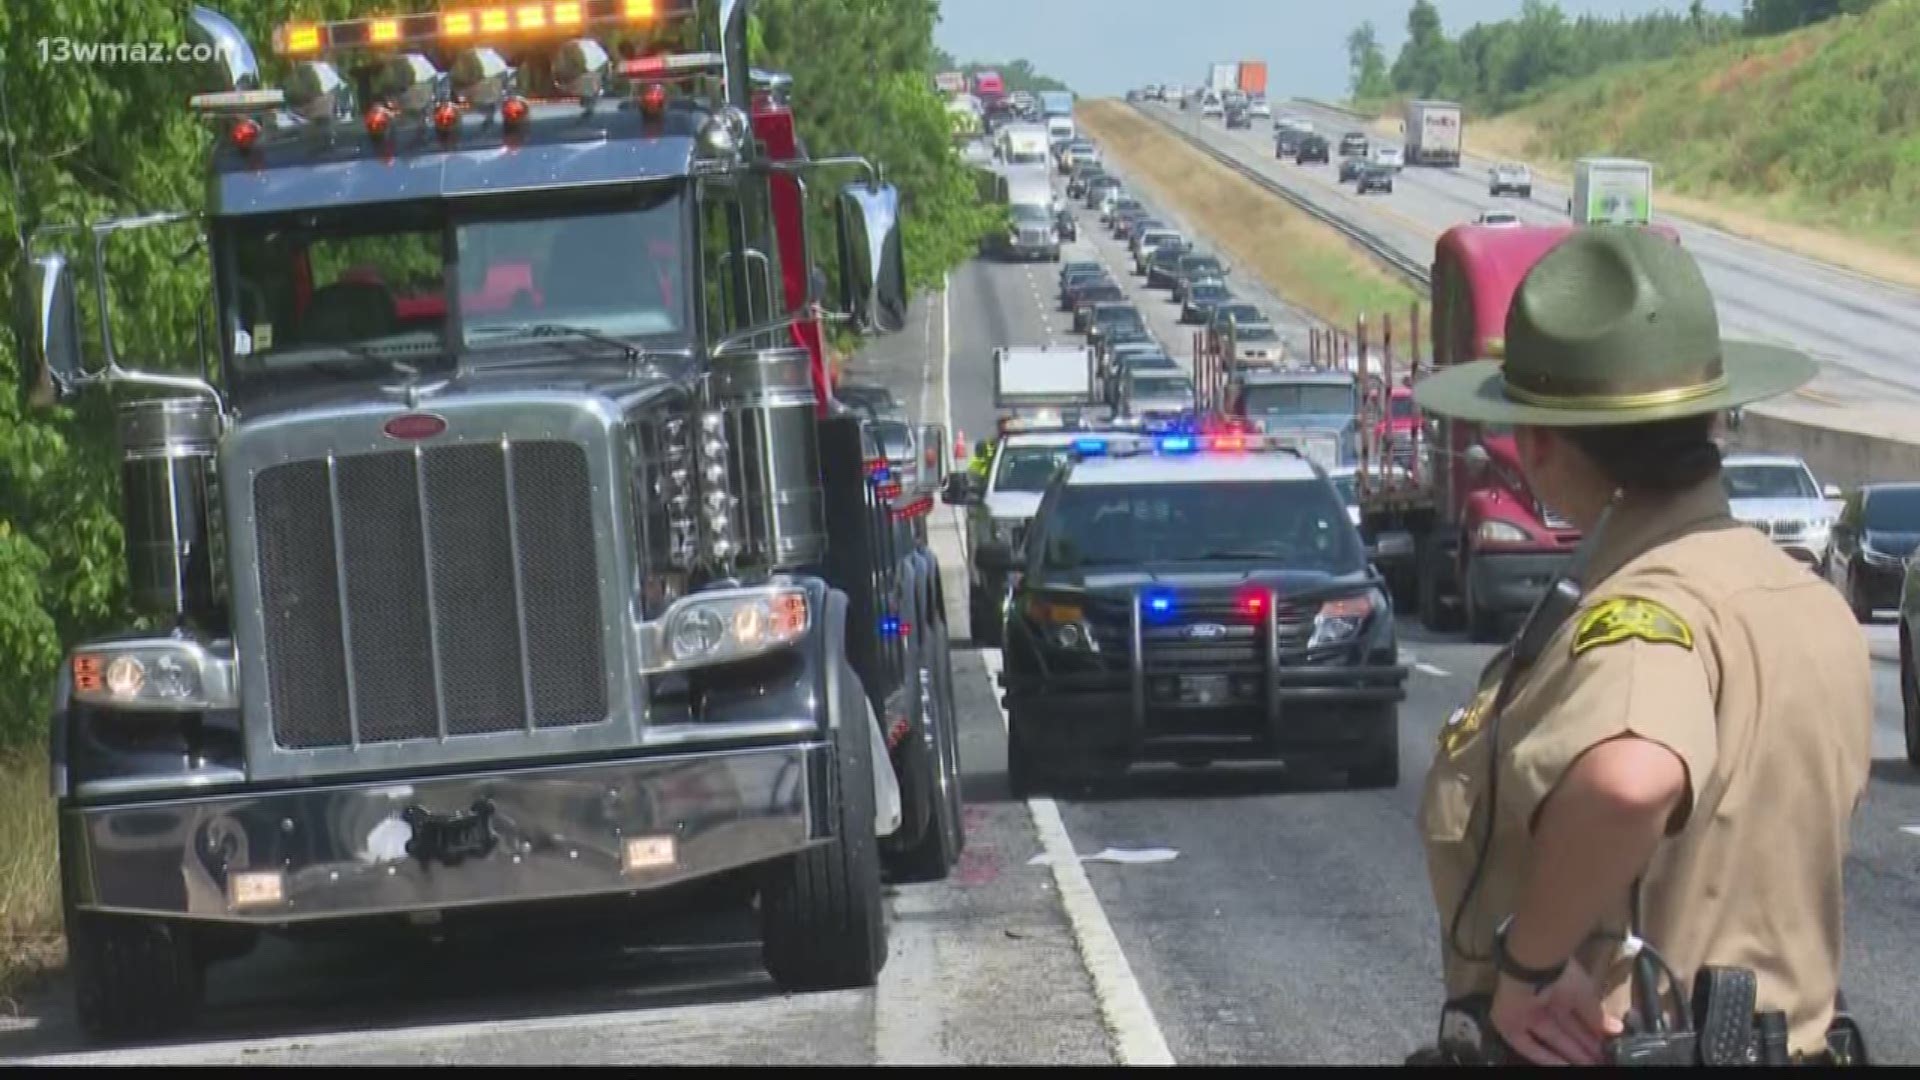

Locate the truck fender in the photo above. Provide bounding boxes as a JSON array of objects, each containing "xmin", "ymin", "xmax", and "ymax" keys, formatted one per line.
[{"xmin": 821, "ymin": 584, "xmax": 903, "ymax": 837}]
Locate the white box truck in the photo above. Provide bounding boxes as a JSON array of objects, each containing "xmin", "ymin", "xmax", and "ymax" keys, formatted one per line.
[
  {"xmin": 1571, "ymin": 158, "xmax": 1654, "ymax": 226},
  {"xmin": 1207, "ymin": 62, "xmax": 1239, "ymax": 95},
  {"xmin": 993, "ymin": 345, "xmax": 1100, "ymax": 410},
  {"xmin": 1403, "ymin": 99, "xmax": 1462, "ymax": 167}
]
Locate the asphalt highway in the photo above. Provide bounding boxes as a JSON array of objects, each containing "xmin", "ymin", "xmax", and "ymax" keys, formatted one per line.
[
  {"xmin": 1137, "ymin": 98, "xmax": 1920, "ymax": 415},
  {"xmin": 5, "ymin": 163, "xmax": 1917, "ymax": 1068}
]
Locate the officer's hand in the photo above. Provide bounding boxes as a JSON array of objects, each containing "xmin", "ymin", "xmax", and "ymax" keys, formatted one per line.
[{"xmin": 1490, "ymin": 959, "xmax": 1622, "ymax": 1065}]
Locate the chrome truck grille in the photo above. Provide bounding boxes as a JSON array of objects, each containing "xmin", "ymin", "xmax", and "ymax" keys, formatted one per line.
[
  {"xmin": 254, "ymin": 442, "xmax": 606, "ymax": 749},
  {"xmin": 228, "ymin": 398, "xmax": 641, "ymax": 780}
]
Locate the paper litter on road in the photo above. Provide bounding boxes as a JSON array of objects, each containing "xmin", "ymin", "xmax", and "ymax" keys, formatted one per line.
[{"xmin": 1029, "ymin": 847, "xmax": 1180, "ymax": 866}]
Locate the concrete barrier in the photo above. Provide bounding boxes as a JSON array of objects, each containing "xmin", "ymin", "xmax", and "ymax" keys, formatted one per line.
[{"xmin": 1730, "ymin": 400, "xmax": 1920, "ymax": 490}]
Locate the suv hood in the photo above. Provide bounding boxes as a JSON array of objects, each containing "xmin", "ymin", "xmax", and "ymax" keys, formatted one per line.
[{"xmin": 1727, "ymin": 497, "xmax": 1831, "ymax": 525}]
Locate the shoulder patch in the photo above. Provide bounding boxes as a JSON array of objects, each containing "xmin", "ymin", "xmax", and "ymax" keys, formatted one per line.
[{"xmin": 1571, "ymin": 596, "xmax": 1693, "ymax": 657}]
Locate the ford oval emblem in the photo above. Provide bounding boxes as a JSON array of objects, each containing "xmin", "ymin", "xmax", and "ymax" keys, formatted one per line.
[
  {"xmin": 1186, "ymin": 623, "xmax": 1227, "ymax": 640},
  {"xmin": 383, "ymin": 413, "xmax": 447, "ymax": 440}
]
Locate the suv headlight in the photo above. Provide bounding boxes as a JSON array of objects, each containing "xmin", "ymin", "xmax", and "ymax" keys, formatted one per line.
[
  {"xmin": 71, "ymin": 639, "xmax": 238, "ymax": 712},
  {"xmin": 638, "ymin": 586, "xmax": 810, "ymax": 673},
  {"xmin": 1309, "ymin": 591, "xmax": 1380, "ymax": 648},
  {"xmin": 1477, "ymin": 520, "xmax": 1532, "ymax": 544},
  {"xmin": 1025, "ymin": 597, "xmax": 1098, "ymax": 652}
]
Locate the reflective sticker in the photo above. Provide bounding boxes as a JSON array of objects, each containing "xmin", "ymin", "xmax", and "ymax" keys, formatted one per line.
[
  {"xmin": 233, "ymin": 328, "xmax": 252, "ymax": 356},
  {"xmin": 1438, "ymin": 685, "xmax": 1497, "ymax": 759},
  {"xmin": 253, "ymin": 323, "xmax": 273, "ymax": 350},
  {"xmin": 1571, "ymin": 596, "xmax": 1694, "ymax": 657}
]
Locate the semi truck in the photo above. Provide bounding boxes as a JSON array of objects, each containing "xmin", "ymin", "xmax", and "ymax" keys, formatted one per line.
[
  {"xmin": 1207, "ymin": 61, "xmax": 1240, "ymax": 95},
  {"xmin": 1354, "ymin": 221, "xmax": 1682, "ymax": 641},
  {"xmin": 972, "ymin": 69, "xmax": 1006, "ymax": 104},
  {"xmin": 1237, "ymin": 61, "xmax": 1268, "ymax": 98},
  {"xmin": 1571, "ymin": 157, "xmax": 1654, "ymax": 225},
  {"xmin": 22, "ymin": 0, "xmax": 968, "ymax": 1042},
  {"xmin": 1402, "ymin": 99, "xmax": 1462, "ymax": 167}
]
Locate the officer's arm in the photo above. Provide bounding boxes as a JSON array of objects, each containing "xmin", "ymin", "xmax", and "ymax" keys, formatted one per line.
[{"xmin": 1496, "ymin": 604, "xmax": 1718, "ymax": 975}]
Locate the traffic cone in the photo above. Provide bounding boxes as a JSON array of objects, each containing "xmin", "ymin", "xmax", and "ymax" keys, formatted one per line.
[{"xmin": 953, "ymin": 429, "xmax": 967, "ymax": 466}]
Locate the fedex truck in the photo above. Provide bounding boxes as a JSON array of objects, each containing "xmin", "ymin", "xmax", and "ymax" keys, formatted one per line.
[{"xmin": 1403, "ymin": 99, "xmax": 1462, "ymax": 167}]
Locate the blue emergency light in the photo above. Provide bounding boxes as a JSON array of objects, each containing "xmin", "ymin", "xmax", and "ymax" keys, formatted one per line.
[
  {"xmin": 1145, "ymin": 592, "xmax": 1174, "ymax": 615},
  {"xmin": 1073, "ymin": 437, "xmax": 1108, "ymax": 455},
  {"xmin": 1158, "ymin": 436, "xmax": 1194, "ymax": 453}
]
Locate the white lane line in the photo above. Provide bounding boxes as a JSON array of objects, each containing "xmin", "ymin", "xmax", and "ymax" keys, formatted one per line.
[
  {"xmin": 978, "ymin": 648, "xmax": 1177, "ymax": 1067},
  {"xmin": 873, "ymin": 882, "xmax": 952, "ymax": 1065},
  {"xmin": 941, "ymin": 272, "xmax": 953, "ymax": 438},
  {"xmin": 1901, "ymin": 826, "xmax": 1920, "ymax": 838},
  {"xmin": 1415, "ymin": 662, "xmax": 1450, "ymax": 678}
]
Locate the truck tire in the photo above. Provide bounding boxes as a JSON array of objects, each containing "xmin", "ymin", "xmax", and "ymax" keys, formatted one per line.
[
  {"xmin": 760, "ymin": 667, "xmax": 887, "ymax": 992},
  {"xmin": 65, "ymin": 899, "xmax": 205, "ymax": 1043},
  {"xmin": 1345, "ymin": 708, "xmax": 1401, "ymax": 789}
]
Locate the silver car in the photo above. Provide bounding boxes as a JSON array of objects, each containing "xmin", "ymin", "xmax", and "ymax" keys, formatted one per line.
[{"xmin": 1721, "ymin": 452, "xmax": 1841, "ymax": 569}]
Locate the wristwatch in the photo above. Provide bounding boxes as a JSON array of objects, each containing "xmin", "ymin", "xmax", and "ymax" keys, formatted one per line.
[{"xmin": 1493, "ymin": 914, "xmax": 1566, "ymax": 992}]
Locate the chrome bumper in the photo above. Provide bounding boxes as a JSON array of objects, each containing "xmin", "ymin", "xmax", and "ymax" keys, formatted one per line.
[{"xmin": 63, "ymin": 742, "xmax": 828, "ymax": 924}]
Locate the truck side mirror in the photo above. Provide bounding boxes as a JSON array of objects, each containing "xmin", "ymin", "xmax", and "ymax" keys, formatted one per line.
[
  {"xmin": 14, "ymin": 252, "xmax": 86, "ymax": 407},
  {"xmin": 1462, "ymin": 443, "xmax": 1491, "ymax": 479},
  {"xmin": 835, "ymin": 182, "xmax": 909, "ymax": 335}
]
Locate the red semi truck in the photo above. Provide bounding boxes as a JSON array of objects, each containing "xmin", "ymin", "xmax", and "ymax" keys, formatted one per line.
[{"xmin": 1356, "ymin": 221, "xmax": 1678, "ymax": 642}]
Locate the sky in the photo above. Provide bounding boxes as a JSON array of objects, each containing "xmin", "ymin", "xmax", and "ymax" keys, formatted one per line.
[{"xmin": 932, "ymin": 0, "xmax": 1748, "ymax": 102}]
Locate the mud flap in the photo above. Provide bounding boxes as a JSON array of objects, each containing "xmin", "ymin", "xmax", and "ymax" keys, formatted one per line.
[{"xmin": 865, "ymin": 694, "xmax": 902, "ymax": 837}]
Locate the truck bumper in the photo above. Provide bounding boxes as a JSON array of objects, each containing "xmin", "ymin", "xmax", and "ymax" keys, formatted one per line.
[
  {"xmin": 1008, "ymin": 663, "xmax": 1406, "ymax": 764},
  {"xmin": 1468, "ymin": 550, "xmax": 1571, "ymax": 616},
  {"xmin": 62, "ymin": 742, "xmax": 829, "ymax": 924}
]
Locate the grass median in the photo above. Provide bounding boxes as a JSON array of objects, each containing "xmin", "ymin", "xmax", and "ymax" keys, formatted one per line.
[
  {"xmin": 1074, "ymin": 100, "xmax": 1421, "ymax": 332},
  {"xmin": 0, "ymin": 748, "xmax": 62, "ymax": 1010}
]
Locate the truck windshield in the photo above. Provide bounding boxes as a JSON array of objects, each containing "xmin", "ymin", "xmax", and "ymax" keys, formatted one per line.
[
  {"xmin": 1011, "ymin": 204, "xmax": 1052, "ymax": 224},
  {"xmin": 1038, "ymin": 481, "xmax": 1365, "ymax": 572},
  {"xmin": 1390, "ymin": 395, "xmax": 1415, "ymax": 419},
  {"xmin": 222, "ymin": 183, "xmax": 687, "ymax": 391},
  {"xmin": 1723, "ymin": 464, "xmax": 1817, "ymax": 500},
  {"xmin": 995, "ymin": 445, "xmax": 1077, "ymax": 492},
  {"xmin": 1241, "ymin": 383, "xmax": 1354, "ymax": 415}
]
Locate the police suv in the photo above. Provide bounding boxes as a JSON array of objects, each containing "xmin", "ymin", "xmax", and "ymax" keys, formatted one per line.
[{"xmin": 982, "ymin": 432, "xmax": 1409, "ymax": 793}]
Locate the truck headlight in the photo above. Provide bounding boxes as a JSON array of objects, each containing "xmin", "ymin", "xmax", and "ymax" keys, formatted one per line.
[
  {"xmin": 1309, "ymin": 591, "xmax": 1380, "ymax": 648},
  {"xmin": 1476, "ymin": 520, "xmax": 1532, "ymax": 544},
  {"xmin": 70, "ymin": 639, "xmax": 238, "ymax": 712},
  {"xmin": 638, "ymin": 586, "xmax": 810, "ymax": 672}
]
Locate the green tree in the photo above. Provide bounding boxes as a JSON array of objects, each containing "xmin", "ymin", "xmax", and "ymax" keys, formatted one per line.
[
  {"xmin": 1390, "ymin": 0, "xmax": 1461, "ymax": 98},
  {"xmin": 1346, "ymin": 22, "xmax": 1393, "ymax": 100}
]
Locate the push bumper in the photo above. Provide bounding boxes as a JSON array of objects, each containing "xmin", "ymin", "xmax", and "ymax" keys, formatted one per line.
[
  {"xmin": 62, "ymin": 742, "xmax": 829, "ymax": 924},
  {"xmin": 1006, "ymin": 662, "xmax": 1405, "ymax": 762},
  {"xmin": 1468, "ymin": 549, "xmax": 1571, "ymax": 616}
]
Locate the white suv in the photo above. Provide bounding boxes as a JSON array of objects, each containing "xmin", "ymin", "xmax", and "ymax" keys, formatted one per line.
[
  {"xmin": 1489, "ymin": 162, "xmax": 1533, "ymax": 198},
  {"xmin": 1721, "ymin": 452, "xmax": 1840, "ymax": 569}
]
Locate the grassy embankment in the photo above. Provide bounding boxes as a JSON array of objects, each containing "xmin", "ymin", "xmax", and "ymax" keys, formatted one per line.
[
  {"xmin": 1351, "ymin": 0, "xmax": 1920, "ymax": 290},
  {"xmin": 1075, "ymin": 100, "xmax": 1421, "ymax": 335},
  {"xmin": 1, "ymin": 749, "xmax": 60, "ymax": 1010}
]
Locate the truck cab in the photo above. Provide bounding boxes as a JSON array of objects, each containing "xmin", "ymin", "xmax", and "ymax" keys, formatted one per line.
[
  {"xmin": 22, "ymin": 0, "xmax": 966, "ymax": 1041},
  {"xmin": 1225, "ymin": 369, "xmax": 1360, "ymax": 472}
]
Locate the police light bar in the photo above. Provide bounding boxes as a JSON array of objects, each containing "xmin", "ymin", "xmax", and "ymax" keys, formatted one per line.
[
  {"xmin": 619, "ymin": 51, "xmax": 725, "ymax": 79},
  {"xmin": 273, "ymin": 0, "xmax": 692, "ymax": 57}
]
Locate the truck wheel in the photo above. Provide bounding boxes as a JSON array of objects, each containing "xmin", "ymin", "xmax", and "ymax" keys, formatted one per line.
[
  {"xmin": 65, "ymin": 903, "xmax": 205, "ymax": 1044},
  {"xmin": 1345, "ymin": 708, "xmax": 1401, "ymax": 789},
  {"xmin": 760, "ymin": 668, "xmax": 887, "ymax": 992}
]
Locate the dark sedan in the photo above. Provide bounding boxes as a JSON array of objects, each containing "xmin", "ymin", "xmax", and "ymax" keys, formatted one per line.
[
  {"xmin": 1065, "ymin": 279, "xmax": 1125, "ymax": 315},
  {"xmin": 1357, "ymin": 165, "xmax": 1395, "ymax": 194},
  {"xmin": 1839, "ymin": 482, "xmax": 1920, "ymax": 619},
  {"xmin": 1295, "ymin": 134, "xmax": 1330, "ymax": 164},
  {"xmin": 1180, "ymin": 280, "xmax": 1234, "ymax": 324}
]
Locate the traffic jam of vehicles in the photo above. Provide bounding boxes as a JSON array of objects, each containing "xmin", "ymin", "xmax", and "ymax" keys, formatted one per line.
[{"xmin": 12, "ymin": 10, "xmax": 1915, "ymax": 1064}]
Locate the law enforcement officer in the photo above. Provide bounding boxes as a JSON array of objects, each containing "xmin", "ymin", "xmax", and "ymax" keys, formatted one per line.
[
  {"xmin": 1407, "ymin": 228, "xmax": 1873, "ymax": 1066},
  {"xmin": 967, "ymin": 437, "xmax": 994, "ymax": 482}
]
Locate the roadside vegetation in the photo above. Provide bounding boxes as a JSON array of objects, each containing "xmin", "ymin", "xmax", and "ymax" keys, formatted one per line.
[
  {"xmin": 1339, "ymin": 0, "xmax": 1920, "ymax": 285},
  {"xmin": 0, "ymin": 0, "xmax": 1005, "ymax": 1005},
  {"xmin": 1074, "ymin": 101, "xmax": 1420, "ymax": 336}
]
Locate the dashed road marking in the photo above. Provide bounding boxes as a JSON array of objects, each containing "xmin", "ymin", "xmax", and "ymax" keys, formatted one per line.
[{"xmin": 1415, "ymin": 662, "xmax": 1450, "ymax": 678}]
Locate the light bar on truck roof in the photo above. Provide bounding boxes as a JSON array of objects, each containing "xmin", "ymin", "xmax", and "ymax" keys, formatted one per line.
[
  {"xmin": 273, "ymin": 0, "xmax": 690, "ymax": 57},
  {"xmin": 189, "ymin": 88, "xmax": 286, "ymax": 115}
]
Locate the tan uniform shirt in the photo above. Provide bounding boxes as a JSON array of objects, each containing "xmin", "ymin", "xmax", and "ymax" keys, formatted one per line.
[{"xmin": 1420, "ymin": 475, "xmax": 1873, "ymax": 1055}]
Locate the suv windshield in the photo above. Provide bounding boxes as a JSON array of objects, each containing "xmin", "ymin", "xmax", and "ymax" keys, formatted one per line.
[
  {"xmin": 1866, "ymin": 487, "xmax": 1920, "ymax": 530},
  {"xmin": 1242, "ymin": 382, "xmax": 1355, "ymax": 415},
  {"xmin": 1132, "ymin": 375, "xmax": 1193, "ymax": 397},
  {"xmin": 224, "ymin": 182, "xmax": 687, "ymax": 393},
  {"xmin": 1039, "ymin": 480, "xmax": 1365, "ymax": 572},
  {"xmin": 995, "ymin": 445, "xmax": 1076, "ymax": 492},
  {"xmin": 1182, "ymin": 257, "xmax": 1222, "ymax": 274},
  {"xmin": 1723, "ymin": 464, "xmax": 1817, "ymax": 500}
]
